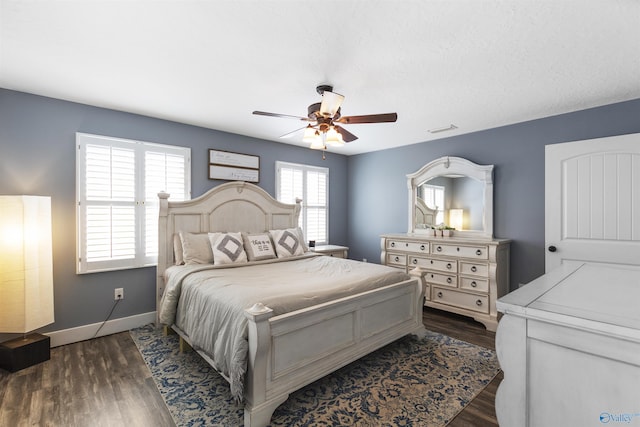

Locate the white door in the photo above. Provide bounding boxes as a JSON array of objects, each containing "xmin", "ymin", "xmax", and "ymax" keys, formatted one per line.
[{"xmin": 545, "ymin": 133, "xmax": 640, "ymax": 272}]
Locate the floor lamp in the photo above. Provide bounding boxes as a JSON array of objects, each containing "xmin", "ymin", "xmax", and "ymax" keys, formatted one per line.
[{"xmin": 0, "ymin": 195, "xmax": 55, "ymax": 372}]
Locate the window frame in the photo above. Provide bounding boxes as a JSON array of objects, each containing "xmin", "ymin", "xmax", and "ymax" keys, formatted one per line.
[
  {"xmin": 275, "ymin": 161, "xmax": 329, "ymax": 245},
  {"xmin": 420, "ymin": 183, "xmax": 445, "ymax": 225},
  {"xmin": 76, "ymin": 132, "xmax": 191, "ymax": 274}
]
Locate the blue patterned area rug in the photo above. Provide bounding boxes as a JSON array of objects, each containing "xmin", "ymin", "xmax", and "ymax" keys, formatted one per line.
[{"xmin": 130, "ymin": 325, "xmax": 499, "ymax": 427}]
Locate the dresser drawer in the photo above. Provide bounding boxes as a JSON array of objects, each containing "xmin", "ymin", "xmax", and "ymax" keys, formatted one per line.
[
  {"xmin": 431, "ymin": 243, "xmax": 489, "ymax": 260},
  {"xmin": 432, "ymin": 287, "xmax": 489, "ymax": 313},
  {"xmin": 386, "ymin": 253, "xmax": 406, "ymax": 267},
  {"xmin": 387, "ymin": 240, "xmax": 429, "ymax": 253},
  {"xmin": 424, "ymin": 271, "xmax": 457, "ymax": 287},
  {"xmin": 410, "ymin": 256, "xmax": 457, "ymax": 273},
  {"xmin": 459, "ymin": 276, "xmax": 489, "ymax": 293},
  {"xmin": 459, "ymin": 261, "xmax": 489, "ymax": 277}
]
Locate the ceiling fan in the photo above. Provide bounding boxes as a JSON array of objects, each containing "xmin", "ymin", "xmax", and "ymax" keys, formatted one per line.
[{"xmin": 252, "ymin": 85, "xmax": 398, "ymax": 150}]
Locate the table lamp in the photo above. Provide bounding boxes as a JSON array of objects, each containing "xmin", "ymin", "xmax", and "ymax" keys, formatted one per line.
[
  {"xmin": 449, "ymin": 208, "xmax": 464, "ymax": 231},
  {"xmin": 0, "ymin": 195, "xmax": 55, "ymax": 372}
]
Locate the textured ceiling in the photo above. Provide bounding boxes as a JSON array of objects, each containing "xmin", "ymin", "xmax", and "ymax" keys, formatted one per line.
[{"xmin": 2, "ymin": 0, "xmax": 639, "ymax": 155}]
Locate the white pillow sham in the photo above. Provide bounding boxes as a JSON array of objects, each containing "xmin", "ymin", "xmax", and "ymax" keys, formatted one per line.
[
  {"xmin": 269, "ymin": 228, "xmax": 305, "ymax": 258},
  {"xmin": 208, "ymin": 232, "xmax": 248, "ymax": 265}
]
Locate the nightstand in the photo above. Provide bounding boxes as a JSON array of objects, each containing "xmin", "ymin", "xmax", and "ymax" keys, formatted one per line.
[{"xmin": 311, "ymin": 245, "xmax": 348, "ymax": 258}]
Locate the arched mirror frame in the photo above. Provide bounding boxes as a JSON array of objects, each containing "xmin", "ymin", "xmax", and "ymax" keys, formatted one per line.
[{"xmin": 407, "ymin": 156, "xmax": 494, "ymax": 239}]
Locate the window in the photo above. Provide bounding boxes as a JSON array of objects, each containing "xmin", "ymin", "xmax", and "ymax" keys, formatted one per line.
[
  {"xmin": 420, "ymin": 184, "xmax": 445, "ymax": 225},
  {"xmin": 76, "ymin": 133, "xmax": 190, "ymax": 273},
  {"xmin": 276, "ymin": 161, "xmax": 328, "ymax": 245}
]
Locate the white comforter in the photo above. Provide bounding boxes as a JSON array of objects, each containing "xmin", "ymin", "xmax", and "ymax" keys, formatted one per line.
[{"xmin": 158, "ymin": 253, "xmax": 411, "ymax": 401}]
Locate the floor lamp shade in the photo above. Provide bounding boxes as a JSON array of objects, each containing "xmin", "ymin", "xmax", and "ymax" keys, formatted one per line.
[{"xmin": 0, "ymin": 196, "xmax": 55, "ymax": 333}]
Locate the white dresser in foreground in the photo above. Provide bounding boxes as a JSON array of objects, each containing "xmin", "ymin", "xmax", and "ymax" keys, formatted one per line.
[
  {"xmin": 381, "ymin": 234, "xmax": 510, "ymax": 331},
  {"xmin": 495, "ymin": 263, "xmax": 640, "ymax": 427}
]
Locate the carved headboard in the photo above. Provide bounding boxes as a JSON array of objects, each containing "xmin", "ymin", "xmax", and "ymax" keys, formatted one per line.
[
  {"xmin": 415, "ymin": 197, "xmax": 437, "ymax": 226},
  {"xmin": 156, "ymin": 181, "xmax": 301, "ymax": 308}
]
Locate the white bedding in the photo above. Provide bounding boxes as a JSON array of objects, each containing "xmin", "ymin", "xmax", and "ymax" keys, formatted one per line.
[{"xmin": 158, "ymin": 253, "xmax": 411, "ymax": 401}]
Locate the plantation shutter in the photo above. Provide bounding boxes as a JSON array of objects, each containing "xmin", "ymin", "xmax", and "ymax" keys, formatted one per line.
[
  {"xmin": 77, "ymin": 133, "xmax": 190, "ymax": 273},
  {"xmin": 421, "ymin": 184, "xmax": 445, "ymax": 225},
  {"xmin": 305, "ymin": 169, "xmax": 327, "ymax": 243},
  {"xmin": 276, "ymin": 161, "xmax": 328, "ymax": 244}
]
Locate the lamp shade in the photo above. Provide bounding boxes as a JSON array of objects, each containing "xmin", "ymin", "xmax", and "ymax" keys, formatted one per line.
[
  {"xmin": 325, "ymin": 127, "xmax": 344, "ymax": 147},
  {"xmin": 302, "ymin": 125, "xmax": 318, "ymax": 143},
  {"xmin": 309, "ymin": 137, "xmax": 325, "ymax": 150},
  {"xmin": 0, "ymin": 196, "xmax": 54, "ymax": 333}
]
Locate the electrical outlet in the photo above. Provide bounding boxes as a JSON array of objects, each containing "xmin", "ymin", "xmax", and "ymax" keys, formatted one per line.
[
  {"xmin": 362, "ymin": 258, "xmax": 367, "ymax": 263},
  {"xmin": 114, "ymin": 288, "xmax": 124, "ymax": 300}
]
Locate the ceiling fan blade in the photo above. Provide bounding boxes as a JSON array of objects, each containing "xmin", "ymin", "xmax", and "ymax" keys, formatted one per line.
[
  {"xmin": 336, "ymin": 112, "xmax": 398, "ymax": 124},
  {"xmin": 253, "ymin": 111, "xmax": 312, "ymax": 121},
  {"xmin": 279, "ymin": 126, "xmax": 307, "ymax": 139},
  {"xmin": 319, "ymin": 91, "xmax": 345, "ymax": 117},
  {"xmin": 334, "ymin": 125, "xmax": 358, "ymax": 142}
]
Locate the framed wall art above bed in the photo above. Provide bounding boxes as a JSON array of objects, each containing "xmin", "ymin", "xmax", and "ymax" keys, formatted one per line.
[{"xmin": 208, "ymin": 149, "xmax": 260, "ymax": 182}]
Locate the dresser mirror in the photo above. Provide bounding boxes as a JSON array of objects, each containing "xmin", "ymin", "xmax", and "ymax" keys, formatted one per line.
[{"xmin": 407, "ymin": 156, "xmax": 494, "ymax": 238}]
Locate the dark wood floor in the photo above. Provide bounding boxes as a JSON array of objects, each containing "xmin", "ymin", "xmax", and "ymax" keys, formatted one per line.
[
  {"xmin": 424, "ymin": 309, "xmax": 502, "ymax": 427},
  {"xmin": 0, "ymin": 308, "xmax": 501, "ymax": 426}
]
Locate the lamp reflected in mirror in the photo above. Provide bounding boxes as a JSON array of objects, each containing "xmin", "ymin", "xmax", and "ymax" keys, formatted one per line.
[{"xmin": 449, "ymin": 209, "xmax": 464, "ymax": 231}]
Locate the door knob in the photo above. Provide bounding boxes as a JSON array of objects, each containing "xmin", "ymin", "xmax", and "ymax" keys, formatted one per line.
[{"xmin": 548, "ymin": 245, "xmax": 557, "ymax": 252}]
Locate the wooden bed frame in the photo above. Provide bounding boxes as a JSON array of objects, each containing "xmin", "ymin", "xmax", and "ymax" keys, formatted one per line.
[{"xmin": 157, "ymin": 181, "xmax": 425, "ymax": 427}]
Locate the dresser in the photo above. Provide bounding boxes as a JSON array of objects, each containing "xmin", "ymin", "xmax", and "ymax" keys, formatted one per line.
[
  {"xmin": 381, "ymin": 233, "xmax": 510, "ymax": 331},
  {"xmin": 495, "ymin": 263, "xmax": 640, "ymax": 427}
]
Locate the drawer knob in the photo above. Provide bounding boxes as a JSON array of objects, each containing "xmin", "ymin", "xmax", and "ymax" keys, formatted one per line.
[
  {"xmin": 390, "ymin": 242, "xmax": 395, "ymax": 247},
  {"xmin": 476, "ymin": 299, "xmax": 483, "ymax": 306},
  {"xmin": 430, "ymin": 260, "xmax": 434, "ymax": 264},
  {"xmin": 446, "ymin": 263, "xmax": 452, "ymax": 269},
  {"xmin": 437, "ymin": 291, "xmax": 443, "ymax": 298},
  {"xmin": 413, "ymin": 259, "xmax": 418, "ymax": 264},
  {"xmin": 405, "ymin": 243, "xmax": 409, "ymax": 247},
  {"xmin": 394, "ymin": 256, "xmax": 400, "ymax": 262},
  {"xmin": 431, "ymin": 274, "xmax": 434, "ymax": 278},
  {"xmin": 436, "ymin": 246, "xmax": 442, "ymax": 252},
  {"xmin": 476, "ymin": 249, "xmax": 482, "ymax": 256},
  {"xmin": 420, "ymin": 244, "xmax": 425, "ymax": 250},
  {"xmin": 471, "ymin": 281, "xmax": 477, "ymax": 287},
  {"xmin": 471, "ymin": 266, "xmax": 477, "ymax": 272},
  {"xmin": 446, "ymin": 277, "xmax": 452, "ymax": 284}
]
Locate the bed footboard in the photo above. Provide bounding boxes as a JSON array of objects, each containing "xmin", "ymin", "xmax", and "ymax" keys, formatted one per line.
[{"xmin": 243, "ymin": 277, "xmax": 424, "ymax": 427}]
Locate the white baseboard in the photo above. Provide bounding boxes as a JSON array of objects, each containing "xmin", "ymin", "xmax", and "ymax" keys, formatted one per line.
[{"xmin": 45, "ymin": 312, "xmax": 157, "ymax": 347}]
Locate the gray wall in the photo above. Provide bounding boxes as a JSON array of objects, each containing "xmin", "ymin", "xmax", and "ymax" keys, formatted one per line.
[
  {"xmin": 3, "ymin": 86, "xmax": 640, "ymax": 337},
  {"xmin": 0, "ymin": 88, "xmax": 348, "ymax": 334},
  {"xmin": 347, "ymin": 98, "xmax": 640, "ymax": 289}
]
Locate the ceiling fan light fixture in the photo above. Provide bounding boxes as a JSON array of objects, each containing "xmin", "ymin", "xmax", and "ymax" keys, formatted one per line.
[
  {"xmin": 319, "ymin": 91, "xmax": 345, "ymax": 118},
  {"xmin": 253, "ymin": 84, "xmax": 396, "ymax": 150},
  {"xmin": 309, "ymin": 136, "xmax": 325, "ymax": 150},
  {"xmin": 302, "ymin": 125, "xmax": 318, "ymax": 143},
  {"xmin": 325, "ymin": 126, "xmax": 344, "ymax": 147}
]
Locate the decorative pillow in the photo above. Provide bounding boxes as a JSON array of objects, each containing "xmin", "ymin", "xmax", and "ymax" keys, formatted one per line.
[
  {"xmin": 173, "ymin": 234, "xmax": 185, "ymax": 265},
  {"xmin": 242, "ymin": 232, "xmax": 277, "ymax": 261},
  {"xmin": 208, "ymin": 232, "xmax": 248, "ymax": 265},
  {"xmin": 295, "ymin": 227, "xmax": 309, "ymax": 252},
  {"xmin": 179, "ymin": 232, "xmax": 213, "ymax": 264},
  {"xmin": 269, "ymin": 228, "xmax": 305, "ymax": 258}
]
